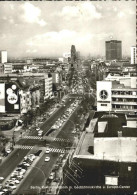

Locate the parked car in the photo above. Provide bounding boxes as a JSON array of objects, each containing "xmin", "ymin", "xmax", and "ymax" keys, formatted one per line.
[
  {"xmin": 5, "ymin": 149, "xmax": 12, "ymax": 154},
  {"xmin": 45, "ymin": 148, "xmax": 50, "ymax": 154},
  {"xmin": 0, "ymin": 191, "xmax": 5, "ymax": 195},
  {"xmin": 16, "ymin": 175, "xmax": 24, "ymax": 180},
  {"xmin": 8, "ymin": 183, "xmax": 17, "ymax": 190},
  {"xmin": 38, "ymin": 130, "xmax": 43, "ymax": 136},
  {"xmin": 45, "ymin": 157, "xmax": 50, "ymax": 162}
]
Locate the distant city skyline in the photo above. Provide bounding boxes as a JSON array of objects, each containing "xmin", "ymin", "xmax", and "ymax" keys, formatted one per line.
[{"xmin": 0, "ymin": 1, "xmax": 136, "ymax": 58}]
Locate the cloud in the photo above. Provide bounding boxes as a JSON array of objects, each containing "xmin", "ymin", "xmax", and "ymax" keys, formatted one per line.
[
  {"xmin": 26, "ymin": 49, "xmax": 37, "ymax": 53},
  {"xmin": 22, "ymin": 2, "xmax": 47, "ymax": 26},
  {"xmin": 61, "ymin": 2, "xmax": 102, "ymax": 19},
  {"xmin": 117, "ymin": 11, "xmax": 125, "ymax": 18},
  {"xmin": 0, "ymin": 1, "xmax": 135, "ymax": 58},
  {"xmin": 113, "ymin": 6, "xmax": 118, "ymax": 12},
  {"xmin": 25, "ymin": 29, "xmax": 95, "ymax": 57},
  {"xmin": 9, "ymin": 4, "xmax": 14, "ymax": 10},
  {"xmin": 9, "ymin": 18, "xmax": 14, "ymax": 24},
  {"xmin": 26, "ymin": 30, "xmax": 77, "ymax": 46},
  {"xmin": 38, "ymin": 19, "xmax": 46, "ymax": 27}
]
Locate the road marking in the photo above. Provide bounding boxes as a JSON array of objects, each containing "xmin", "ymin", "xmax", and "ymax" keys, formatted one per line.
[
  {"xmin": 22, "ymin": 136, "xmax": 71, "ymax": 143},
  {"xmin": 14, "ymin": 144, "xmax": 66, "ymax": 153},
  {"xmin": 14, "ymin": 145, "xmax": 34, "ymax": 150},
  {"xmin": 49, "ymin": 148, "xmax": 66, "ymax": 153},
  {"xmin": 53, "ymin": 138, "xmax": 71, "ymax": 142},
  {"xmin": 22, "ymin": 136, "xmax": 43, "ymax": 140}
]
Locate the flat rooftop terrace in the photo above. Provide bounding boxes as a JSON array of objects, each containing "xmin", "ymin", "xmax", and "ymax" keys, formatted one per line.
[{"xmin": 75, "ymin": 112, "xmax": 137, "ymax": 158}]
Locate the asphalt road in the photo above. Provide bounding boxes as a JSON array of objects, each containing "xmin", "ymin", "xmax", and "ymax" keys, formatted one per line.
[
  {"xmin": 17, "ymin": 98, "xmax": 74, "ymax": 145},
  {"xmin": 17, "ymin": 152, "xmax": 58, "ymax": 194},
  {"xmin": 16, "ymin": 101, "xmax": 82, "ymax": 194},
  {"xmin": 0, "ymin": 98, "xmax": 75, "ymax": 186},
  {"xmin": 0, "ymin": 149, "xmax": 29, "ymax": 179}
]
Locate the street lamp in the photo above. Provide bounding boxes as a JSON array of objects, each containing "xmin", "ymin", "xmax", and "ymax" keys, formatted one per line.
[
  {"xmin": 29, "ymin": 165, "xmax": 46, "ymax": 194},
  {"xmin": 12, "ymin": 130, "xmax": 16, "ymax": 148},
  {"xmin": 67, "ymin": 119, "xmax": 75, "ymax": 130}
]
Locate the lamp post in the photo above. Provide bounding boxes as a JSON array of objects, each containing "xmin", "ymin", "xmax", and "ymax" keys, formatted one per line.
[
  {"xmin": 12, "ymin": 129, "xmax": 16, "ymax": 149},
  {"xmin": 67, "ymin": 119, "xmax": 75, "ymax": 130},
  {"xmin": 29, "ymin": 165, "xmax": 46, "ymax": 194}
]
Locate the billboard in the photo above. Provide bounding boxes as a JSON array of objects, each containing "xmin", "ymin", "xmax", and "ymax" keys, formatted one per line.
[
  {"xmin": 0, "ymin": 83, "xmax": 5, "ymax": 113},
  {"xmin": 105, "ymin": 176, "xmax": 118, "ymax": 185},
  {"xmin": 5, "ymin": 83, "xmax": 20, "ymax": 113}
]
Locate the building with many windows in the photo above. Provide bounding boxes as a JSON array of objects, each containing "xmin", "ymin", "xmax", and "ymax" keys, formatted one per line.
[
  {"xmin": 44, "ymin": 74, "xmax": 53, "ymax": 99},
  {"xmin": 106, "ymin": 40, "xmax": 122, "ymax": 60},
  {"xmin": 131, "ymin": 46, "xmax": 136, "ymax": 64},
  {"xmin": 0, "ymin": 50, "xmax": 7, "ymax": 64},
  {"xmin": 97, "ymin": 73, "xmax": 137, "ymax": 113},
  {"xmin": 0, "ymin": 72, "xmax": 53, "ymax": 114},
  {"xmin": 4, "ymin": 63, "xmax": 12, "ymax": 74}
]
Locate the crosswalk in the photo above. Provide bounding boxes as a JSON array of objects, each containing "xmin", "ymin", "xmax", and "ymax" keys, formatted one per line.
[
  {"xmin": 53, "ymin": 138, "xmax": 71, "ymax": 143},
  {"xmin": 14, "ymin": 145, "xmax": 34, "ymax": 150},
  {"xmin": 22, "ymin": 135, "xmax": 71, "ymax": 143},
  {"xmin": 22, "ymin": 136, "xmax": 43, "ymax": 140},
  {"xmin": 14, "ymin": 144, "xmax": 66, "ymax": 153},
  {"xmin": 49, "ymin": 148, "xmax": 66, "ymax": 153}
]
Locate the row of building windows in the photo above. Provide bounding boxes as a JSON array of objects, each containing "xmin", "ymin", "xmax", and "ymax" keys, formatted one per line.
[
  {"xmin": 112, "ymin": 91, "xmax": 137, "ymax": 95},
  {"xmin": 112, "ymin": 98, "xmax": 137, "ymax": 102},
  {"xmin": 112, "ymin": 105, "xmax": 137, "ymax": 109}
]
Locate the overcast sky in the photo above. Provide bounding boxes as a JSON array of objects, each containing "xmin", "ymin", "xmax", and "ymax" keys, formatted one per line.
[{"xmin": 0, "ymin": 1, "xmax": 136, "ymax": 58}]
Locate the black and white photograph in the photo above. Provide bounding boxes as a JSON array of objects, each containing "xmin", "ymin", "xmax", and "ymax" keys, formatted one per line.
[{"xmin": 0, "ymin": 1, "xmax": 136, "ymax": 195}]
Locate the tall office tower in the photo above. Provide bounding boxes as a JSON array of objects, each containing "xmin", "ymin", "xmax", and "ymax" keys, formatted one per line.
[
  {"xmin": 105, "ymin": 40, "xmax": 122, "ymax": 60},
  {"xmin": 71, "ymin": 45, "xmax": 77, "ymax": 64},
  {"xmin": 0, "ymin": 50, "xmax": 7, "ymax": 63},
  {"xmin": 131, "ymin": 46, "xmax": 136, "ymax": 64}
]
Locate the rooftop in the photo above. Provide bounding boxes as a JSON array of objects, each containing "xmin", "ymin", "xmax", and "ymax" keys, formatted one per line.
[{"xmin": 74, "ymin": 112, "xmax": 137, "ymax": 161}]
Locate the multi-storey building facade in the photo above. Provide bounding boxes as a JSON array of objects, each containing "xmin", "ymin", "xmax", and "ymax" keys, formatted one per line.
[
  {"xmin": 4, "ymin": 63, "xmax": 12, "ymax": 74},
  {"xmin": 0, "ymin": 72, "xmax": 53, "ymax": 114},
  {"xmin": 19, "ymin": 90, "xmax": 32, "ymax": 114},
  {"xmin": 44, "ymin": 74, "xmax": 52, "ymax": 99},
  {"xmin": 0, "ymin": 50, "xmax": 7, "ymax": 64},
  {"xmin": 106, "ymin": 40, "xmax": 122, "ymax": 60},
  {"xmin": 131, "ymin": 46, "xmax": 136, "ymax": 64},
  {"xmin": 97, "ymin": 73, "xmax": 137, "ymax": 113}
]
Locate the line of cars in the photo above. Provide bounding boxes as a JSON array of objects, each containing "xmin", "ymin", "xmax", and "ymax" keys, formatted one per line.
[
  {"xmin": 0, "ymin": 153, "xmax": 36, "ymax": 194},
  {"xmin": 46, "ymin": 153, "xmax": 66, "ymax": 186},
  {"xmin": 51, "ymin": 99, "xmax": 80, "ymax": 131},
  {"xmin": 36, "ymin": 127, "xmax": 43, "ymax": 136},
  {"xmin": 35, "ymin": 100, "xmax": 65, "ymax": 137},
  {"xmin": 44, "ymin": 99, "xmax": 81, "ymax": 163}
]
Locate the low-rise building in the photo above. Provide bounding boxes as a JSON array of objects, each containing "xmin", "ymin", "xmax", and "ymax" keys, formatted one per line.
[{"xmin": 4, "ymin": 63, "xmax": 12, "ymax": 74}]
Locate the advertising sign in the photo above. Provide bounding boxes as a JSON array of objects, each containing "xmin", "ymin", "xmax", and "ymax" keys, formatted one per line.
[
  {"xmin": 5, "ymin": 83, "xmax": 20, "ymax": 113},
  {"xmin": 0, "ymin": 83, "xmax": 5, "ymax": 113},
  {"xmin": 105, "ymin": 176, "xmax": 118, "ymax": 186}
]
